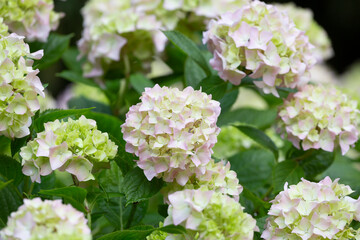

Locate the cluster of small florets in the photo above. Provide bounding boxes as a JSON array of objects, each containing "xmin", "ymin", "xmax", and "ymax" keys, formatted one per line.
[
  {"xmin": 162, "ymin": 0, "xmax": 250, "ymax": 18},
  {"xmin": 121, "ymin": 84, "xmax": 220, "ymax": 185},
  {"xmin": 0, "ymin": 198, "xmax": 91, "ymax": 240},
  {"xmin": 0, "ymin": 0, "xmax": 63, "ymax": 41},
  {"xmin": 203, "ymin": 1, "xmax": 317, "ymax": 97},
  {"xmin": 0, "ymin": 31, "xmax": 44, "ymax": 139},
  {"xmin": 162, "ymin": 159, "xmax": 242, "ymax": 203},
  {"xmin": 262, "ymin": 177, "xmax": 360, "ymax": 240},
  {"xmin": 20, "ymin": 116, "xmax": 118, "ymax": 182},
  {"xmin": 164, "ymin": 189, "xmax": 258, "ymax": 240},
  {"xmin": 78, "ymin": 0, "xmax": 168, "ymax": 77},
  {"xmin": 278, "ymin": 84, "xmax": 359, "ymax": 155},
  {"xmin": 276, "ymin": 3, "xmax": 333, "ymax": 62}
]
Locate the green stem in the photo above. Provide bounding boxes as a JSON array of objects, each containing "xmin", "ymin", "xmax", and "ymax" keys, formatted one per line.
[
  {"xmin": 114, "ymin": 55, "xmax": 131, "ymax": 116},
  {"xmin": 72, "ymin": 174, "xmax": 79, "ymax": 186},
  {"xmin": 119, "ymin": 197, "xmax": 124, "ymax": 230},
  {"xmin": 27, "ymin": 181, "xmax": 35, "ymax": 196},
  {"xmin": 125, "ymin": 203, "xmax": 138, "ymax": 229},
  {"xmin": 85, "ymin": 199, "xmax": 92, "ymax": 230},
  {"xmin": 262, "ymin": 186, "xmax": 273, "ymax": 201}
]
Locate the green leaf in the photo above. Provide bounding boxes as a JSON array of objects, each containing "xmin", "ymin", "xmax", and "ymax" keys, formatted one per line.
[
  {"xmin": 10, "ymin": 136, "xmax": 28, "ymax": 157},
  {"xmin": 34, "ymin": 33, "xmax": 73, "ymax": 70},
  {"xmin": 219, "ymin": 89, "xmax": 239, "ymax": 114},
  {"xmin": 218, "ymin": 108, "xmax": 277, "ymax": 128},
  {"xmin": 241, "ymin": 187, "xmax": 271, "ymax": 216},
  {"xmin": 196, "ymin": 75, "xmax": 228, "ymax": 101},
  {"xmin": 97, "ymin": 161, "xmax": 124, "ymax": 194},
  {"xmin": 0, "ymin": 180, "xmax": 13, "ymax": 191},
  {"xmin": 0, "ymin": 136, "xmax": 10, "ymax": 155},
  {"xmin": 84, "ymin": 112, "xmax": 123, "ymax": 138},
  {"xmin": 39, "ymin": 186, "xmax": 87, "ymax": 212},
  {"xmin": 94, "ymin": 196, "xmax": 147, "ymax": 230},
  {"xmin": 68, "ymin": 97, "xmax": 112, "ymax": 114},
  {"xmin": 0, "ymin": 154, "xmax": 24, "ymax": 186},
  {"xmin": 235, "ymin": 125, "xmax": 278, "ymax": 159},
  {"xmin": 163, "ymin": 31, "xmax": 211, "ymax": 75},
  {"xmin": 273, "ymin": 160, "xmax": 304, "ymax": 193},
  {"xmin": 62, "ymin": 48, "xmax": 83, "ymax": 73},
  {"xmin": 34, "ymin": 108, "xmax": 93, "ymax": 132},
  {"xmin": 129, "ymin": 74, "xmax": 155, "ymax": 94},
  {"xmin": 288, "ymin": 149, "xmax": 335, "ymax": 179},
  {"xmin": 184, "ymin": 57, "xmax": 206, "ymax": 88},
  {"xmin": 122, "ymin": 167, "xmax": 163, "ymax": 205},
  {"xmin": 0, "ymin": 184, "xmax": 23, "ymax": 227},
  {"xmin": 57, "ymin": 70, "xmax": 99, "ymax": 87},
  {"xmin": 97, "ymin": 225, "xmax": 186, "ymax": 240},
  {"xmin": 229, "ymin": 149, "xmax": 275, "ymax": 196}
]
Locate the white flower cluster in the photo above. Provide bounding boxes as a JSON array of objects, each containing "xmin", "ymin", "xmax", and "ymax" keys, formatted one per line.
[
  {"xmin": 122, "ymin": 84, "xmax": 220, "ymax": 185},
  {"xmin": 203, "ymin": 1, "xmax": 317, "ymax": 97},
  {"xmin": 263, "ymin": 177, "xmax": 360, "ymax": 239},
  {"xmin": 278, "ymin": 84, "xmax": 359, "ymax": 155},
  {"xmin": 0, "ymin": 27, "xmax": 44, "ymax": 139}
]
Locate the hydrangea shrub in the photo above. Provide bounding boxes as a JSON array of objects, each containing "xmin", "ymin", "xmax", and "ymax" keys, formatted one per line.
[{"xmin": 2, "ymin": 1, "xmax": 360, "ymax": 240}]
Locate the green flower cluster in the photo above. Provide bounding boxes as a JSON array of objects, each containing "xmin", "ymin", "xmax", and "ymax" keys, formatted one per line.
[{"xmin": 20, "ymin": 116, "xmax": 118, "ymax": 182}]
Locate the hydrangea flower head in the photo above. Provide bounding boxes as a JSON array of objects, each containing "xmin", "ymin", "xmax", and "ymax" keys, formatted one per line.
[
  {"xmin": 278, "ymin": 84, "xmax": 359, "ymax": 155},
  {"xmin": 163, "ymin": 0, "xmax": 250, "ymax": 18},
  {"xmin": 162, "ymin": 159, "xmax": 242, "ymax": 203},
  {"xmin": 20, "ymin": 116, "xmax": 118, "ymax": 182},
  {"xmin": 0, "ymin": 0, "xmax": 63, "ymax": 41},
  {"xmin": 276, "ymin": 3, "xmax": 333, "ymax": 62},
  {"xmin": 0, "ymin": 198, "xmax": 91, "ymax": 240},
  {"xmin": 78, "ymin": 0, "xmax": 168, "ymax": 77},
  {"xmin": 203, "ymin": 1, "xmax": 317, "ymax": 97},
  {"xmin": 164, "ymin": 189, "xmax": 258, "ymax": 240},
  {"xmin": 262, "ymin": 177, "xmax": 360, "ymax": 240},
  {"xmin": 121, "ymin": 84, "xmax": 221, "ymax": 185},
  {"xmin": 0, "ymin": 32, "xmax": 44, "ymax": 138}
]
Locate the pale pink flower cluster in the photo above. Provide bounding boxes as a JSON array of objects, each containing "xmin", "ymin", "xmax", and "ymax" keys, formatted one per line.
[
  {"xmin": 78, "ymin": 0, "xmax": 168, "ymax": 77},
  {"xmin": 0, "ymin": 198, "xmax": 91, "ymax": 240},
  {"xmin": 262, "ymin": 177, "xmax": 360, "ymax": 240},
  {"xmin": 278, "ymin": 84, "xmax": 359, "ymax": 155},
  {"xmin": 0, "ymin": 0, "xmax": 63, "ymax": 42},
  {"xmin": 121, "ymin": 84, "xmax": 221, "ymax": 185},
  {"xmin": 163, "ymin": 0, "xmax": 250, "ymax": 19},
  {"xmin": 162, "ymin": 159, "xmax": 243, "ymax": 203},
  {"xmin": 203, "ymin": 1, "xmax": 317, "ymax": 97},
  {"xmin": 20, "ymin": 116, "xmax": 118, "ymax": 183},
  {"xmin": 0, "ymin": 32, "xmax": 44, "ymax": 139},
  {"xmin": 164, "ymin": 189, "xmax": 258, "ymax": 239}
]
